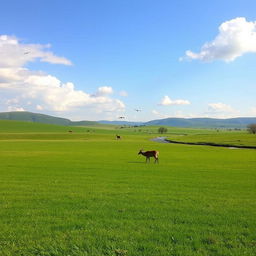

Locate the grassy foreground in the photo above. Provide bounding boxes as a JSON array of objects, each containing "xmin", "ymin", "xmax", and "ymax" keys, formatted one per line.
[{"xmin": 0, "ymin": 121, "xmax": 256, "ymax": 256}]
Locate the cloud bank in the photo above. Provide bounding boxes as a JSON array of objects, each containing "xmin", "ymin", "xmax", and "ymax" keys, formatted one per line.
[
  {"xmin": 182, "ymin": 17, "xmax": 256, "ymax": 62},
  {"xmin": 208, "ymin": 102, "xmax": 234, "ymax": 112},
  {"xmin": 152, "ymin": 110, "xmax": 169, "ymax": 119},
  {"xmin": 0, "ymin": 35, "xmax": 125, "ymax": 120},
  {"xmin": 159, "ymin": 95, "xmax": 190, "ymax": 106},
  {"xmin": 119, "ymin": 90, "xmax": 128, "ymax": 97},
  {"xmin": 0, "ymin": 35, "xmax": 72, "ymax": 67},
  {"xmin": 204, "ymin": 102, "xmax": 239, "ymax": 118}
]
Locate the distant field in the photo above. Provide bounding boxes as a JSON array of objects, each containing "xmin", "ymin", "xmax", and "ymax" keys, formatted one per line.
[
  {"xmin": 167, "ymin": 132, "xmax": 256, "ymax": 147},
  {"xmin": 0, "ymin": 121, "xmax": 256, "ymax": 256}
]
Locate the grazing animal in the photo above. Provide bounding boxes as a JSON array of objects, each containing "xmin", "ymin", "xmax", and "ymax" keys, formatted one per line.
[
  {"xmin": 138, "ymin": 149, "xmax": 159, "ymax": 163},
  {"xmin": 116, "ymin": 135, "xmax": 121, "ymax": 140},
  {"xmin": 68, "ymin": 130, "xmax": 73, "ymax": 133}
]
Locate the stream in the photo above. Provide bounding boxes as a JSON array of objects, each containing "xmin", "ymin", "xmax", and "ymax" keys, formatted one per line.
[{"xmin": 151, "ymin": 137, "xmax": 256, "ymax": 149}]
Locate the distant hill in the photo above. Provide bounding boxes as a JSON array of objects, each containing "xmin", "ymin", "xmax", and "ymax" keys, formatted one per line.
[
  {"xmin": 1, "ymin": 111, "xmax": 255, "ymax": 128},
  {"xmin": 99, "ymin": 117, "xmax": 256, "ymax": 128},
  {"xmin": 0, "ymin": 112, "xmax": 98, "ymax": 126},
  {"xmin": 0, "ymin": 120, "xmax": 87, "ymax": 133},
  {"xmin": 145, "ymin": 117, "xmax": 256, "ymax": 128}
]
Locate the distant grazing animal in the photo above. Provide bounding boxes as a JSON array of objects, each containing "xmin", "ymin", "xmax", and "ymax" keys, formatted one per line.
[
  {"xmin": 68, "ymin": 130, "xmax": 73, "ymax": 133},
  {"xmin": 138, "ymin": 149, "xmax": 159, "ymax": 163},
  {"xmin": 116, "ymin": 135, "xmax": 121, "ymax": 140}
]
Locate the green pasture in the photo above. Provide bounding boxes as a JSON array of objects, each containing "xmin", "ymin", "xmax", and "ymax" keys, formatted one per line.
[
  {"xmin": 0, "ymin": 120, "xmax": 256, "ymax": 256},
  {"xmin": 167, "ymin": 131, "xmax": 256, "ymax": 147}
]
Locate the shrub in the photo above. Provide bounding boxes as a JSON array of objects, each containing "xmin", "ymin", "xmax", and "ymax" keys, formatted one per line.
[
  {"xmin": 158, "ymin": 127, "xmax": 168, "ymax": 134},
  {"xmin": 247, "ymin": 124, "xmax": 256, "ymax": 134}
]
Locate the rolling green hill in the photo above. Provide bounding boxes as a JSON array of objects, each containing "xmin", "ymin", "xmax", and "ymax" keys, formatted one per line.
[
  {"xmin": 1, "ymin": 111, "xmax": 256, "ymax": 128},
  {"xmin": 0, "ymin": 120, "xmax": 88, "ymax": 133},
  {"xmin": 0, "ymin": 111, "xmax": 98, "ymax": 126}
]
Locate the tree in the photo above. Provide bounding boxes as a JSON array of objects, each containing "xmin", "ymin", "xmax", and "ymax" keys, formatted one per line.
[
  {"xmin": 247, "ymin": 124, "xmax": 256, "ymax": 134},
  {"xmin": 158, "ymin": 127, "xmax": 168, "ymax": 134}
]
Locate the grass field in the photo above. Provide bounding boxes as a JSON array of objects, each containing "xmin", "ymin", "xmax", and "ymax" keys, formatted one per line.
[
  {"xmin": 167, "ymin": 131, "xmax": 256, "ymax": 147},
  {"xmin": 0, "ymin": 120, "xmax": 256, "ymax": 256}
]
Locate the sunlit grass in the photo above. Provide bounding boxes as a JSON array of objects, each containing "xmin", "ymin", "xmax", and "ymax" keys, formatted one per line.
[
  {"xmin": 0, "ymin": 121, "xmax": 255, "ymax": 256},
  {"xmin": 168, "ymin": 132, "xmax": 256, "ymax": 147}
]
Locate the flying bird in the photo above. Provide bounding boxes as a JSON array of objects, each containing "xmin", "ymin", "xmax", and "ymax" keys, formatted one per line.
[
  {"xmin": 118, "ymin": 116, "xmax": 125, "ymax": 119},
  {"xmin": 24, "ymin": 52, "xmax": 30, "ymax": 55},
  {"xmin": 134, "ymin": 109, "xmax": 141, "ymax": 112}
]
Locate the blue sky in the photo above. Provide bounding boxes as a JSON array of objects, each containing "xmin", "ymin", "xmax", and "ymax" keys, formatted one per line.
[{"xmin": 0, "ymin": 0, "xmax": 256, "ymax": 121}]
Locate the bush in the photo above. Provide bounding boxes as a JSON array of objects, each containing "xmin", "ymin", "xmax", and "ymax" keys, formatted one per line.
[
  {"xmin": 158, "ymin": 127, "xmax": 168, "ymax": 134},
  {"xmin": 247, "ymin": 124, "xmax": 256, "ymax": 134}
]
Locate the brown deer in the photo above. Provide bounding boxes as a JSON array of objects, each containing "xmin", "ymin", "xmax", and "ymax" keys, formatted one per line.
[
  {"xmin": 138, "ymin": 149, "xmax": 159, "ymax": 163},
  {"xmin": 116, "ymin": 135, "xmax": 121, "ymax": 140}
]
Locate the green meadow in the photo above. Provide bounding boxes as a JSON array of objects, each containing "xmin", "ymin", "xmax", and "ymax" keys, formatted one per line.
[
  {"xmin": 0, "ymin": 120, "xmax": 256, "ymax": 256},
  {"xmin": 167, "ymin": 131, "xmax": 256, "ymax": 147}
]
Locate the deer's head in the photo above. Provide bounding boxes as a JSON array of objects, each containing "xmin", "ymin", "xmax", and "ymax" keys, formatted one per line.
[{"xmin": 138, "ymin": 149, "xmax": 143, "ymax": 155}]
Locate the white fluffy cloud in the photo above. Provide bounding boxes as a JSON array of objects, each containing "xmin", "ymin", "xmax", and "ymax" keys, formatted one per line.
[
  {"xmin": 249, "ymin": 107, "xmax": 256, "ymax": 116},
  {"xmin": 7, "ymin": 106, "xmax": 25, "ymax": 112},
  {"xmin": 0, "ymin": 35, "xmax": 125, "ymax": 120},
  {"xmin": 152, "ymin": 110, "xmax": 168, "ymax": 118},
  {"xmin": 0, "ymin": 35, "xmax": 72, "ymax": 67},
  {"xmin": 205, "ymin": 102, "xmax": 240, "ymax": 118},
  {"xmin": 96, "ymin": 86, "xmax": 113, "ymax": 96},
  {"xmin": 182, "ymin": 17, "xmax": 256, "ymax": 62},
  {"xmin": 208, "ymin": 102, "xmax": 234, "ymax": 112},
  {"xmin": 119, "ymin": 90, "xmax": 128, "ymax": 97},
  {"xmin": 159, "ymin": 95, "xmax": 190, "ymax": 106}
]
